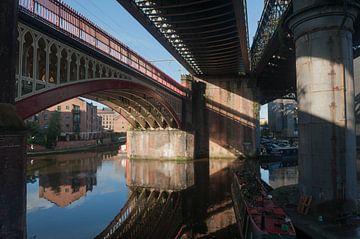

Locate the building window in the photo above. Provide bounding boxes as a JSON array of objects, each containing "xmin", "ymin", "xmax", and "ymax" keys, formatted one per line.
[
  {"xmin": 44, "ymin": 114, "xmax": 48, "ymax": 120},
  {"xmin": 66, "ymin": 105, "xmax": 70, "ymax": 110},
  {"xmin": 57, "ymin": 105, "xmax": 61, "ymax": 111}
]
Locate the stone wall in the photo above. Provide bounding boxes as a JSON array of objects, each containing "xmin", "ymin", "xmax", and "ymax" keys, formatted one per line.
[{"xmin": 127, "ymin": 130, "xmax": 194, "ymax": 160}]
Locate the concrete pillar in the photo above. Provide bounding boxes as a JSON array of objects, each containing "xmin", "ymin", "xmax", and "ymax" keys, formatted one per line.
[
  {"xmin": 194, "ymin": 76, "xmax": 257, "ymax": 159},
  {"xmin": 0, "ymin": 1, "xmax": 27, "ymax": 238},
  {"xmin": 288, "ymin": 1, "xmax": 359, "ymax": 214},
  {"xmin": 127, "ymin": 130, "xmax": 195, "ymax": 160},
  {"xmin": 192, "ymin": 81, "xmax": 209, "ymax": 159}
]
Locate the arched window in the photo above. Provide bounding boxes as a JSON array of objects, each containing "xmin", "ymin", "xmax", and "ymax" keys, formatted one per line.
[
  {"xmin": 79, "ymin": 57, "xmax": 86, "ymax": 80},
  {"xmin": 22, "ymin": 32, "xmax": 34, "ymax": 78},
  {"xmin": 69, "ymin": 53, "xmax": 77, "ymax": 81},
  {"xmin": 95, "ymin": 64, "xmax": 100, "ymax": 78},
  {"xmin": 87, "ymin": 61, "xmax": 94, "ymax": 79},
  {"xmin": 36, "ymin": 38, "xmax": 46, "ymax": 81},
  {"xmin": 49, "ymin": 44, "xmax": 57, "ymax": 83},
  {"xmin": 60, "ymin": 49, "xmax": 68, "ymax": 83}
]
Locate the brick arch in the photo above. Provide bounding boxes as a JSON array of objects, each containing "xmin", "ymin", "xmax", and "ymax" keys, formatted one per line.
[{"xmin": 15, "ymin": 79, "xmax": 181, "ymax": 128}]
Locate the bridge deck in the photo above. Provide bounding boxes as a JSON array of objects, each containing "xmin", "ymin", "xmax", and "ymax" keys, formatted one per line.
[{"xmin": 18, "ymin": 0, "xmax": 187, "ymax": 97}]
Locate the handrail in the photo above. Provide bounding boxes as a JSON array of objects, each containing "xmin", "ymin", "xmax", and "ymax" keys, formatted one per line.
[{"xmin": 18, "ymin": 0, "xmax": 189, "ymax": 97}]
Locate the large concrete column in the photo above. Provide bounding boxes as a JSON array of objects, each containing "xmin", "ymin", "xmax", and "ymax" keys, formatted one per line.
[
  {"xmin": 288, "ymin": 1, "xmax": 359, "ymax": 213},
  {"xmin": 0, "ymin": 1, "xmax": 27, "ymax": 238},
  {"xmin": 192, "ymin": 81, "xmax": 209, "ymax": 159},
  {"xmin": 194, "ymin": 76, "xmax": 257, "ymax": 159}
]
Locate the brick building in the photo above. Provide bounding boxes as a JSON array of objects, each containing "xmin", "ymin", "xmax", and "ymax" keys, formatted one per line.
[
  {"xmin": 37, "ymin": 98, "xmax": 103, "ymax": 139},
  {"xmin": 97, "ymin": 108, "xmax": 130, "ymax": 132}
]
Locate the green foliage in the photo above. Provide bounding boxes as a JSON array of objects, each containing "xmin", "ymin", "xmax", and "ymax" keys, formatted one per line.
[
  {"xmin": 45, "ymin": 112, "xmax": 61, "ymax": 149},
  {"xmin": 26, "ymin": 121, "xmax": 46, "ymax": 145}
]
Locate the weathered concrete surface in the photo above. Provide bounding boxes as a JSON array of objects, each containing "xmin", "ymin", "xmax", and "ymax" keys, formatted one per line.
[
  {"xmin": 0, "ymin": 0, "xmax": 17, "ymax": 103},
  {"xmin": 289, "ymin": 1, "xmax": 359, "ymax": 213},
  {"xmin": 126, "ymin": 159, "xmax": 194, "ymax": 190},
  {"xmin": 0, "ymin": 130, "xmax": 26, "ymax": 239},
  {"xmin": 0, "ymin": 0, "xmax": 27, "ymax": 238},
  {"xmin": 127, "ymin": 130, "xmax": 194, "ymax": 160},
  {"xmin": 192, "ymin": 81, "xmax": 209, "ymax": 159},
  {"xmin": 354, "ymin": 57, "xmax": 360, "ymax": 146},
  {"xmin": 194, "ymin": 76, "xmax": 257, "ymax": 158}
]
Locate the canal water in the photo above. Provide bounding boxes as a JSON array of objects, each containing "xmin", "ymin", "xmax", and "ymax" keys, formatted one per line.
[{"xmin": 26, "ymin": 151, "xmax": 301, "ymax": 239}]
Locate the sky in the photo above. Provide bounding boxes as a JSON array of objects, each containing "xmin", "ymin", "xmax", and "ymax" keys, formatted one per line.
[{"xmin": 61, "ymin": 0, "xmax": 267, "ymax": 118}]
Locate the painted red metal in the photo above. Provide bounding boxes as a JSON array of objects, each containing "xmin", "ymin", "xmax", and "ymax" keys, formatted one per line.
[
  {"xmin": 18, "ymin": 0, "xmax": 188, "ymax": 97},
  {"xmin": 15, "ymin": 79, "xmax": 181, "ymax": 127}
]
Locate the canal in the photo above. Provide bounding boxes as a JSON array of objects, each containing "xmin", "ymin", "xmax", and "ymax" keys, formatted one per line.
[
  {"xmin": 26, "ymin": 150, "xmax": 315, "ymax": 238},
  {"xmin": 26, "ymin": 150, "xmax": 238, "ymax": 238}
]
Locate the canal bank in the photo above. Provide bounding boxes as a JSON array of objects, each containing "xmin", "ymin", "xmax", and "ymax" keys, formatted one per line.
[
  {"xmin": 269, "ymin": 184, "xmax": 360, "ymax": 239},
  {"xmin": 259, "ymin": 160, "xmax": 360, "ymax": 239},
  {"xmin": 27, "ymin": 142, "xmax": 121, "ymax": 157}
]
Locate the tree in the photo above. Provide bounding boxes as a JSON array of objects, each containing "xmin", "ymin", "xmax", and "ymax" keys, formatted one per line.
[
  {"xmin": 26, "ymin": 120, "xmax": 46, "ymax": 145},
  {"xmin": 45, "ymin": 111, "xmax": 61, "ymax": 149}
]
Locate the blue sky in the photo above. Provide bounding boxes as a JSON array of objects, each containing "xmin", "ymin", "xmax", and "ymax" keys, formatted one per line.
[{"xmin": 62, "ymin": 0, "xmax": 267, "ymax": 118}]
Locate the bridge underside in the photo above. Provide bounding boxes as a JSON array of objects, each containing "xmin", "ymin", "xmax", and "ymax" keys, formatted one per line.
[
  {"xmin": 252, "ymin": 1, "xmax": 360, "ymax": 103},
  {"xmin": 117, "ymin": 0, "xmax": 250, "ymax": 76}
]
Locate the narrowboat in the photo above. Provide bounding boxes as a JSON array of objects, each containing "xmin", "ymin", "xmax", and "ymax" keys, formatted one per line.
[{"xmin": 231, "ymin": 171, "xmax": 296, "ymax": 239}]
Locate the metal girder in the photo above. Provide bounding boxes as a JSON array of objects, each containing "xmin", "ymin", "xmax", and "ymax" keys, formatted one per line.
[
  {"xmin": 117, "ymin": 0, "xmax": 250, "ymax": 76},
  {"xmin": 250, "ymin": 0, "xmax": 291, "ymax": 71},
  {"xmin": 102, "ymin": 90, "xmax": 165, "ymax": 128},
  {"xmin": 90, "ymin": 92, "xmax": 149, "ymax": 129},
  {"xmin": 145, "ymin": 2, "xmax": 232, "ymax": 17},
  {"xmin": 85, "ymin": 95, "xmax": 138, "ymax": 128}
]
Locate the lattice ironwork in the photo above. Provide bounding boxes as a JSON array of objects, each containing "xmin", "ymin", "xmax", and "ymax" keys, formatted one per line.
[
  {"xmin": 250, "ymin": 0, "xmax": 291, "ymax": 70},
  {"xmin": 18, "ymin": 0, "xmax": 187, "ymax": 96}
]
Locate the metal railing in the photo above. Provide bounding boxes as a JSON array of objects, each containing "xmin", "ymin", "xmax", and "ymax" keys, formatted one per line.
[
  {"xmin": 18, "ymin": 0, "xmax": 188, "ymax": 97},
  {"xmin": 250, "ymin": 0, "xmax": 291, "ymax": 70}
]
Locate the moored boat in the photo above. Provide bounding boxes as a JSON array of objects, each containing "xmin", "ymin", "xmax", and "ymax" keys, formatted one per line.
[{"xmin": 231, "ymin": 170, "xmax": 296, "ymax": 239}]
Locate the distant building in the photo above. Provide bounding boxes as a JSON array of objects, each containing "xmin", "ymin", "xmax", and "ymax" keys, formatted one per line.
[
  {"xmin": 268, "ymin": 99, "xmax": 298, "ymax": 138},
  {"xmin": 36, "ymin": 98, "xmax": 103, "ymax": 139},
  {"xmin": 97, "ymin": 108, "xmax": 130, "ymax": 132}
]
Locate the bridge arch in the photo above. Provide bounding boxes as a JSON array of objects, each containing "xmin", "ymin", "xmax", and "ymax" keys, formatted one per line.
[{"xmin": 15, "ymin": 79, "xmax": 181, "ymax": 129}]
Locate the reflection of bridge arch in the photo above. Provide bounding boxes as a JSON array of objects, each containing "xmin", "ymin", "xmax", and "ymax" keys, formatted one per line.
[
  {"xmin": 15, "ymin": 79, "xmax": 181, "ymax": 129},
  {"xmin": 96, "ymin": 188, "xmax": 182, "ymax": 239}
]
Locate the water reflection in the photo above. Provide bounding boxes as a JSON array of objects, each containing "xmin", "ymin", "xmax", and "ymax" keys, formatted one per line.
[
  {"xmin": 95, "ymin": 159, "xmax": 239, "ymax": 239},
  {"xmin": 27, "ymin": 151, "xmax": 240, "ymax": 239},
  {"xmin": 260, "ymin": 162, "xmax": 299, "ymax": 189},
  {"xmin": 26, "ymin": 151, "xmax": 128, "ymax": 239}
]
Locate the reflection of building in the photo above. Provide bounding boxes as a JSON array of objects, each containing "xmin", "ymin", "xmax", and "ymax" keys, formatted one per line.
[
  {"xmin": 39, "ymin": 184, "xmax": 89, "ymax": 208},
  {"xmin": 268, "ymin": 99, "xmax": 298, "ymax": 138},
  {"xmin": 38, "ymin": 155, "xmax": 101, "ymax": 207},
  {"xmin": 36, "ymin": 97, "xmax": 103, "ymax": 139},
  {"xmin": 268, "ymin": 166, "xmax": 298, "ymax": 189},
  {"xmin": 97, "ymin": 108, "xmax": 130, "ymax": 132}
]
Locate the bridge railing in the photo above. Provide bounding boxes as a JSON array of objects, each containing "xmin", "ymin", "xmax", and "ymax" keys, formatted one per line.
[
  {"xmin": 250, "ymin": 0, "xmax": 291, "ymax": 70},
  {"xmin": 18, "ymin": 0, "xmax": 188, "ymax": 97}
]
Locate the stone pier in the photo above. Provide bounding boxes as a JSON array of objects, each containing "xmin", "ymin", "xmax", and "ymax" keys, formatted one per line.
[
  {"xmin": 288, "ymin": 0, "xmax": 359, "ymax": 213},
  {"xmin": 127, "ymin": 130, "xmax": 195, "ymax": 160},
  {"xmin": 0, "ymin": 0, "xmax": 27, "ymax": 238}
]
